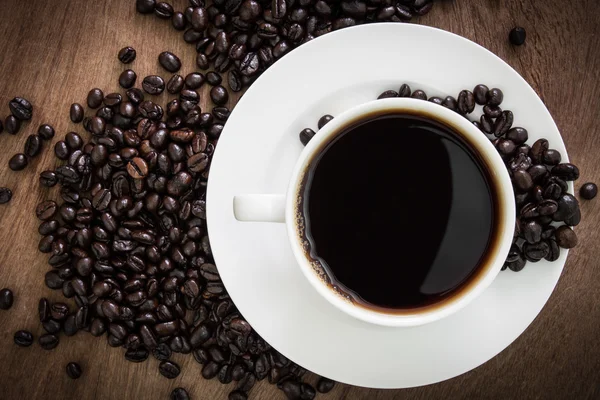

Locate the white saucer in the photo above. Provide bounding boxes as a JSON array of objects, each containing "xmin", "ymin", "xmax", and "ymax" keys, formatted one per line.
[{"xmin": 207, "ymin": 23, "xmax": 569, "ymax": 389}]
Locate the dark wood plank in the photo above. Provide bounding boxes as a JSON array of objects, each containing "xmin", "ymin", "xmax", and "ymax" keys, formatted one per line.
[{"xmin": 0, "ymin": 1, "xmax": 598, "ymax": 399}]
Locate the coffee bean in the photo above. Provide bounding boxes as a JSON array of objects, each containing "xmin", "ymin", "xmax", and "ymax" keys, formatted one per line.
[
  {"xmin": 473, "ymin": 84, "xmax": 489, "ymax": 105},
  {"xmin": 5, "ymin": 115, "xmax": 20, "ymax": 134},
  {"xmin": 542, "ymin": 149, "xmax": 561, "ymax": 165},
  {"xmin": 14, "ymin": 330, "xmax": 34, "ymax": 347},
  {"xmin": 513, "ymin": 170, "xmax": 533, "ymax": 192},
  {"xmin": 509, "ymin": 27, "xmax": 526, "ymax": 45},
  {"xmin": 457, "ymin": 90, "xmax": 475, "ymax": 114},
  {"xmin": 552, "ymin": 163, "xmax": 580, "ymax": 181},
  {"xmin": 493, "ymin": 110, "xmax": 513, "ymax": 137},
  {"xmin": 0, "ymin": 288, "xmax": 13, "ymax": 310},
  {"xmin": 523, "ymin": 241, "xmax": 550, "ymax": 262},
  {"xmin": 411, "ymin": 90, "xmax": 427, "ymax": 100},
  {"xmin": 127, "ymin": 157, "xmax": 149, "ymax": 179},
  {"xmin": 39, "ymin": 333, "xmax": 60, "ymax": 350},
  {"xmin": 542, "ymin": 239, "xmax": 559, "ymax": 261},
  {"xmin": 159, "ymin": 360, "xmax": 181, "ymax": 379},
  {"xmin": 522, "ymin": 220, "xmax": 542, "ymax": 244},
  {"xmin": 196, "ymin": 53, "xmax": 210, "ymax": 70},
  {"xmin": 153, "ymin": 343, "xmax": 172, "ymax": 361},
  {"xmin": 316, "ymin": 377, "xmax": 335, "ymax": 393},
  {"xmin": 299, "ymin": 128, "xmax": 315, "ymax": 146},
  {"xmin": 506, "ymin": 127, "xmax": 528, "ymax": 144},
  {"xmin": 202, "ymin": 361, "xmax": 220, "ymax": 379},
  {"xmin": 507, "ymin": 256, "xmax": 526, "ymax": 272},
  {"xmin": 118, "ymin": 46, "xmax": 137, "ymax": 64},
  {"xmin": 206, "ymin": 72, "xmax": 223, "ymax": 86},
  {"xmin": 159, "ymin": 51, "xmax": 182, "ymax": 73},
  {"xmin": 171, "ymin": 388, "xmax": 191, "ymax": 400},
  {"xmin": 36, "ymin": 200, "xmax": 58, "ymax": 221},
  {"xmin": 119, "ymin": 70, "xmax": 138, "ymax": 89},
  {"xmin": 66, "ymin": 132, "xmax": 83, "ymax": 150},
  {"xmin": 155, "ymin": 2, "xmax": 174, "ymax": 18},
  {"xmin": 580, "ymin": 182, "xmax": 597, "ymax": 200},
  {"xmin": 377, "ymin": 90, "xmax": 398, "ymax": 99},
  {"xmin": 87, "ymin": 88, "xmax": 104, "ymax": 109},
  {"xmin": 143, "ymin": 75, "xmax": 166, "ymax": 95},
  {"xmin": 228, "ymin": 70, "xmax": 242, "ymax": 92},
  {"xmin": 317, "ymin": 115, "xmax": 333, "ymax": 129},
  {"xmin": 486, "ymin": 88, "xmax": 503, "ymax": 106},
  {"xmin": 9, "ymin": 97, "xmax": 32, "ymax": 120},
  {"xmin": 9, "ymin": 153, "xmax": 27, "ymax": 171},
  {"xmin": 66, "ymin": 362, "xmax": 82, "ymax": 379},
  {"xmin": 70, "ymin": 103, "xmax": 84, "ymax": 123},
  {"xmin": 210, "ymin": 86, "xmax": 229, "ymax": 105},
  {"xmin": 125, "ymin": 348, "xmax": 150, "ymax": 363},
  {"xmin": 0, "ymin": 188, "xmax": 12, "ymax": 204},
  {"xmin": 184, "ymin": 73, "xmax": 205, "ymax": 90},
  {"xmin": 555, "ymin": 225, "xmax": 578, "ymax": 248}
]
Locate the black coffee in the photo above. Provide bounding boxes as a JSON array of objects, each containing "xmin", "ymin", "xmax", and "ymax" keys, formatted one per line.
[{"xmin": 301, "ymin": 113, "xmax": 498, "ymax": 311}]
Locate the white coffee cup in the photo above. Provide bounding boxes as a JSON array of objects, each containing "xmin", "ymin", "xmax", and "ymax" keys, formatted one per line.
[{"xmin": 233, "ymin": 98, "xmax": 515, "ymax": 327}]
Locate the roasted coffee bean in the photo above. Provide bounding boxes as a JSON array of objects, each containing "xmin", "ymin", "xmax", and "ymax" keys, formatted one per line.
[
  {"xmin": 171, "ymin": 388, "xmax": 191, "ymax": 400},
  {"xmin": 524, "ymin": 241, "xmax": 550, "ymax": 262},
  {"xmin": 202, "ymin": 361, "xmax": 220, "ymax": 379},
  {"xmin": 377, "ymin": 90, "xmax": 397, "ymax": 99},
  {"xmin": 513, "ymin": 170, "xmax": 533, "ymax": 192},
  {"xmin": 159, "ymin": 360, "xmax": 181, "ymax": 379},
  {"xmin": 411, "ymin": 90, "xmax": 427, "ymax": 100},
  {"xmin": 119, "ymin": 70, "xmax": 138, "ymax": 89},
  {"xmin": 206, "ymin": 72, "xmax": 222, "ymax": 86},
  {"xmin": 14, "ymin": 330, "xmax": 34, "ymax": 347},
  {"xmin": 545, "ymin": 239, "xmax": 560, "ymax": 262},
  {"xmin": 509, "ymin": 27, "xmax": 526, "ymax": 45},
  {"xmin": 9, "ymin": 97, "xmax": 33, "ymax": 120},
  {"xmin": 39, "ymin": 333, "xmax": 60, "ymax": 350},
  {"xmin": 37, "ymin": 124, "xmax": 55, "ymax": 141},
  {"xmin": 555, "ymin": 225, "xmax": 578, "ymax": 248},
  {"xmin": 228, "ymin": 70, "xmax": 242, "ymax": 92},
  {"xmin": 196, "ymin": 53, "xmax": 210, "ymax": 70},
  {"xmin": 473, "ymin": 84, "xmax": 489, "ymax": 105},
  {"xmin": 486, "ymin": 88, "xmax": 503, "ymax": 106},
  {"xmin": 65, "ymin": 132, "xmax": 83, "ymax": 150},
  {"xmin": 70, "ymin": 103, "xmax": 84, "ymax": 123},
  {"xmin": 5, "ymin": 115, "xmax": 20, "ymax": 134},
  {"xmin": 155, "ymin": 2, "xmax": 174, "ymax": 18},
  {"xmin": 127, "ymin": 157, "xmax": 149, "ymax": 179},
  {"xmin": 167, "ymin": 74, "xmax": 185, "ymax": 94},
  {"xmin": 143, "ymin": 75, "xmax": 166, "ymax": 95},
  {"xmin": 66, "ymin": 362, "xmax": 82, "ymax": 379},
  {"xmin": 457, "ymin": 90, "xmax": 475, "ymax": 114},
  {"xmin": 554, "ymin": 193, "xmax": 579, "ymax": 221},
  {"xmin": 580, "ymin": 182, "xmax": 597, "ymax": 200},
  {"xmin": 522, "ymin": 220, "xmax": 542, "ymax": 244},
  {"xmin": 87, "ymin": 88, "xmax": 104, "ymax": 109},
  {"xmin": 210, "ymin": 86, "xmax": 228, "ymax": 105},
  {"xmin": 299, "ymin": 128, "xmax": 315, "ymax": 146},
  {"xmin": 493, "ymin": 110, "xmax": 513, "ymax": 137},
  {"xmin": 125, "ymin": 348, "xmax": 149, "ymax": 363},
  {"xmin": 0, "ymin": 187, "xmax": 12, "ymax": 204},
  {"xmin": 506, "ymin": 127, "xmax": 528, "ymax": 145},
  {"xmin": 9, "ymin": 153, "xmax": 28, "ymax": 171},
  {"xmin": 118, "ymin": 46, "xmax": 137, "ymax": 63},
  {"xmin": 36, "ymin": 200, "xmax": 58, "ymax": 221},
  {"xmin": 159, "ymin": 51, "xmax": 182, "ymax": 73},
  {"xmin": 552, "ymin": 163, "xmax": 579, "ymax": 181},
  {"xmin": 0, "ymin": 288, "xmax": 13, "ymax": 310}
]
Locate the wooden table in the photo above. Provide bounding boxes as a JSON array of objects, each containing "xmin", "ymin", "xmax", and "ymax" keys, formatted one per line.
[{"xmin": 0, "ymin": 0, "xmax": 598, "ymax": 399}]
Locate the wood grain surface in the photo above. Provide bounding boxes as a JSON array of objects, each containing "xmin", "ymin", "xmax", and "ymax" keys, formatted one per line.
[{"xmin": 0, "ymin": 0, "xmax": 599, "ymax": 399}]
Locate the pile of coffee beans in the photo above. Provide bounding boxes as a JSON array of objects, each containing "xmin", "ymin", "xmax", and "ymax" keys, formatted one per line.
[
  {"xmin": 16, "ymin": 41, "xmax": 336, "ymax": 398},
  {"xmin": 300, "ymin": 84, "xmax": 594, "ymax": 273},
  {"xmin": 135, "ymin": 0, "xmax": 435, "ymax": 93}
]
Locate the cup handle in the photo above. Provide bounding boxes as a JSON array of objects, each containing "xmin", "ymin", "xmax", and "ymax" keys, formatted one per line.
[{"xmin": 233, "ymin": 194, "xmax": 286, "ymax": 223}]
